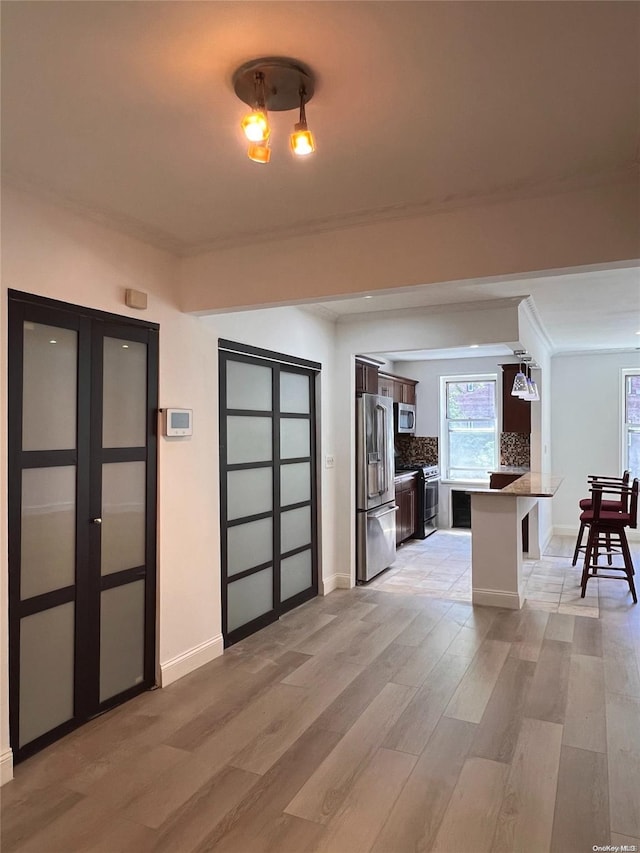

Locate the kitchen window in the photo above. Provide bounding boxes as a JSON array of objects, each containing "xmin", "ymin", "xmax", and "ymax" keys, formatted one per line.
[
  {"xmin": 441, "ymin": 375, "xmax": 498, "ymax": 481},
  {"xmin": 622, "ymin": 369, "xmax": 640, "ymax": 478}
]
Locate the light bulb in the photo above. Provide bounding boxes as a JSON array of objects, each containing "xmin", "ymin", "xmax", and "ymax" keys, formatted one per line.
[
  {"xmin": 241, "ymin": 110, "xmax": 270, "ymax": 143},
  {"xmin": 247, "ymin": 141, "xmax": 271, "ymax": 164},
  {"xmin": 290, "ymin": 126, "xmax": 315, "ymax": 156}
]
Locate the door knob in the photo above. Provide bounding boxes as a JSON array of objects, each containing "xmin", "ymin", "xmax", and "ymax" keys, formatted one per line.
[{"xmin": 91, "ymin": 517, "xmax": 102, "ymax": 525}]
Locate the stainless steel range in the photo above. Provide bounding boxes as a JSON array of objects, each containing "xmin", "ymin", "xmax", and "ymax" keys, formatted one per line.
[{"xmin": 395, "ymin": 464, "xmax": 440, "ymax": 538}]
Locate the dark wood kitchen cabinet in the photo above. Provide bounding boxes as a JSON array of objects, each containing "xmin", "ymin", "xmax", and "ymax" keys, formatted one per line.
[
  {"xmin": 378, "ymin": 372, "xmax": 418, "ymax": 405},
  {"xmin": 355, "ymin": 357, "xmax": 380, "ymax": 396},
  {"xmin": 395, "ymin": 472, "xmax": 417, "ymax": 544},
  {"xmin": 501, "ymin": 364, "xmax": 531, "ymax": 433},
  {"xmin": 378, "ymin": 373, "xmax": 394, "ymax": 398}
]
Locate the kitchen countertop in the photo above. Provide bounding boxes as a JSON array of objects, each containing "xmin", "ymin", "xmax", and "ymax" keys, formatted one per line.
[
  {"xmin": 488, "ymin": 466, "xmax": 530, "ymax": 475},
  {"xmin": 467, "ymin": 472, "xmax": 563, "ymax": 498}
]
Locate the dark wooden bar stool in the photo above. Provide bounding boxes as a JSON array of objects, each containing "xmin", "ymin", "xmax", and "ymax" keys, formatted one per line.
[
  {"xmin": 572, "ymin": 470, "xmax": 630, "ymax": 566},
  {"xmin": 580, "ymin": 478, "xmax": 638, "ymax": 603}
]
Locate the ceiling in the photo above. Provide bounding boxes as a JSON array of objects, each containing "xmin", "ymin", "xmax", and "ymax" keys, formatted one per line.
[
  {"xmin": 2, "ymin": 1, "xmax": 638, "ymax": 255},
  {"xmin": 2, "ymin": 2, "xmax": 638, "ymax": 355},
  {"xmin": 304, "ymin": 265, "xmax": 640, "ymax": 355}
]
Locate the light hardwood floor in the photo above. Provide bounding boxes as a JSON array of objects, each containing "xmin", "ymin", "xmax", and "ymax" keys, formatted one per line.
[{"xmin": 2, "ymin": 533, "xmax": 639, "ymax": 853}]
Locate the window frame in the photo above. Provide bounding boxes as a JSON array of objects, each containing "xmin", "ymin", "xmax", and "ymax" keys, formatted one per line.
[
  {"xmin": 621, "ymin": 368, "xmax": 640, "ymax": 479},
  {"xmin": 440, "ymin": 373, "xmax": 499, "ymax": 484}
]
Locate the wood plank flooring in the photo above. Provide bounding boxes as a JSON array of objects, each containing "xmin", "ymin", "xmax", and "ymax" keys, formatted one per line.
[{"xmin": 2, "ymin": 533, "xmax": 640, "ymax": 852}]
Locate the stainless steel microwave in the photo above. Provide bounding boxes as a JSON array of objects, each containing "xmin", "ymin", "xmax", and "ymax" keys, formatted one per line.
[{"xmin": 394, "ymin": 402, "xmax": 416, "ymax": 434}]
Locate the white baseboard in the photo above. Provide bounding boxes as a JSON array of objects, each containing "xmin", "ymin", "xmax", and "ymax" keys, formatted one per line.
[
  {"xmin": 541, "ymin": 528, "xmax": 554, "ymax": 556},
  {"xmin": 322, "ymin": 573, "xmax": 352, "ymax": 594},
  {"xmin": 472, "ymin": 588, "xmax": 522, "ymax": 609},
  {"xmin": 553, "ymin": 524, "xmax": 640, "ymax": 543},
  {"xmin": 160, "ymin": 635, "xmax": 224, "ymax": 687},
  {"xmin": 1, "ymin": 749, "xmax": 14, "ymax": 786}
]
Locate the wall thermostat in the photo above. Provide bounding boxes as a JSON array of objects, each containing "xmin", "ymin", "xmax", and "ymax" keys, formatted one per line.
[{"xmin": 162, "ymin": 408, "xmax": 193, "ymax": 437}]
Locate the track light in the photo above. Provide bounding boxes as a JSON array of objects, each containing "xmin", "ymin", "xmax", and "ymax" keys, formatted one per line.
[{"xmin": 233, "ymin": 57, "xmax": 317, "ymax": 163}]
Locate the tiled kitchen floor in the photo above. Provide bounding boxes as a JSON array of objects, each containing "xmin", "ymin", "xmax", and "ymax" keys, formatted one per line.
[{"xmin": 369, "ymin": 531, "xmax": 640, "ymax": 619}]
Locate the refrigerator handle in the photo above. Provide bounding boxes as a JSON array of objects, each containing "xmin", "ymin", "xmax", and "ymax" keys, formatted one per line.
[{"xmin": 376, "ymin": 403, "xmax": 387, "ymax": 496}]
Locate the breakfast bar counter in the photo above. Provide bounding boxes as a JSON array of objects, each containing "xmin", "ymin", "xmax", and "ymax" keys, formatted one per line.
[{"xmin": 467, "ymin": 472, "xmax": 563, "ymax": 609}]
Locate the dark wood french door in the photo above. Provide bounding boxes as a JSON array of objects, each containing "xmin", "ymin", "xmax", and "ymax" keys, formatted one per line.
[
  {"xmin": 8, "ymin": 290, "xmax": 158, "ymax": 763},
  {"xmin": 219, "ymin": 340, "xmax": 320, "ymax": 646}
]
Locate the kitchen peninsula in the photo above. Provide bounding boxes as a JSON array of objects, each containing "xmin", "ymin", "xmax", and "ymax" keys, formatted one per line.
[{"xmin": 468, "ymin": 472, "xmax": 563, "ymax": 609}]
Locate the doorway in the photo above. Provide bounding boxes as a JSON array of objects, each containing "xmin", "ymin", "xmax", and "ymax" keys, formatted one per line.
[
  {"xmin": 8, "ymin": 291, "xmax": 158, "ymax": 763},
  {"xmin": 219, "ymin": 340, "xmax": 320, "ymax": 646}
]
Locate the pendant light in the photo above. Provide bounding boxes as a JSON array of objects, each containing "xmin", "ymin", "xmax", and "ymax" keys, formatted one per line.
[
  {"xmin": 511, "ymin": 362, "xmax": 528, "ymax": 397},
  {"xmin": 290, "ymin": 87, "xmax": 316, "ymax": 156},
  {"xmin": 240, "ymin": 72, "xmax": 270, "ymax": 146}
]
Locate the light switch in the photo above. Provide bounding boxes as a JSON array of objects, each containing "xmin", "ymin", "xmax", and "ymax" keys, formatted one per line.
[{"xmin": 325, "ymin": 455, "xmax": 335, "ymax": 468}]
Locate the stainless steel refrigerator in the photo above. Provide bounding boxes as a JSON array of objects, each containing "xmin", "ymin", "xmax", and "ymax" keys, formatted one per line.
[{"xmin": 356, "ymin": 394, "xmax": 397, "ymax": 582}]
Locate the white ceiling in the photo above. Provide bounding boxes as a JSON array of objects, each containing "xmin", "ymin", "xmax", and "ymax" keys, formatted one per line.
[
  {"xmin": 304, "ymin": 265, "xmax": 640, "ymax": 355},
  {"xmin": 2, "ymin": 1, "xmax": 638, "ymax": 254},
  {"xmin": 2, "ymin": 2, "xmax": 638, "ymax": 354}
]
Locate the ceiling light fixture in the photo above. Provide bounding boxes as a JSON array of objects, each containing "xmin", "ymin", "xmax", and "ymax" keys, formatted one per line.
[{"xmin": 233, "ymin": 57, "xmax": 316, "ymax": 163}]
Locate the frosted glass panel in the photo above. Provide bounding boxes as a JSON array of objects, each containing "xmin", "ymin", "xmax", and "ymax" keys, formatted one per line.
[
  {"xmin": 227, "ymin": 517, "xmax": 272, "ymax": 577},
  {"xmin": 103, "ymin": 337, "xmax": 147, "ymax": 448},
  {"xmin": 227, "ymin": 468, "xmax": 272, "ymax": 521},
  {"xmin": 21, "ymin": 467, "xmax": 76, "ymax": 600},
  {"xmin": 280, "ymin": 372, "xmax": 310, "ymax": 414},
  {"xmin": 281, "ymin": 550, "xmax": 312, "ymax": 601},
  {"xmin": 100, "ymin": 580, "xmax": 145, "ymax": 702},
  {"xmin": 280, "ymin": 419, "xmax": 310, "ymax": 459},
  {"xmin": 226, "ymin": 361, "xmax": 272, "ymax": 411},
  {"xmin": 281, "ymin": 506, "xmax": 311, "ymax": 553},
  {"xmin": 101, "ymin": 462, "xmax": 146, "ymax": 575},
  {"xmin": 227, "ymin": 416, "xmax": 272, "ymax": 464},
  {"xmin": 227, "ymin": 568, "xmax": 273, "ymax": 632},
  {"xmin": 22, "ymin": 323, "xmax": 77, "ymax": 451},
  {"xmin": 280, "ymin": 463, "xmax": 311, "ymax": 507},
  {"xmin": 19, "ymin": 603, "xmax": 75, "ymax": 747}
]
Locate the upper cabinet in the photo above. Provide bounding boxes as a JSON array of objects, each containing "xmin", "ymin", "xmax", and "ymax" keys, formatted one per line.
[
  {"xmin": 355, "ymin": 359, "xmax": 419, "ymax": 406},
  {"xmin": 378, "ymin": 373, "xmax": 394, "ymax": 398},
  {"xmin": 355, "ymin": 357, "xmax": 381, "ymax": 396},
  {"xmin": 379, "ymin": 371, "xmax": 417, "ymax": 405},
  {"xmin": 501, "ymin": 364, "xmax": 531, "ymax": 433}
]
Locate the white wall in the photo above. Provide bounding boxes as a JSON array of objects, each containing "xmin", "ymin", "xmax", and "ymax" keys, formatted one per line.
[
  {"xmin": 198, "ymin": 306, "xmax": 340, "ymax": 590},
  {"xmin": 551, "ymin": 351, "xmax": 640, "ymax": 536},
  {"xmin": 398, "ymin": 355, "xmax": 512, "ymax": 438},
  {"xmin": 180, "ymin": 180, "xmax": 640, "ymax": 313},
  {"xmin": 396, "ymin": 355, "xmax": 515, "ymax": 528},
  {"xmin": 0, "ymin": 187, "xmax": 221, "ymax": 781}
]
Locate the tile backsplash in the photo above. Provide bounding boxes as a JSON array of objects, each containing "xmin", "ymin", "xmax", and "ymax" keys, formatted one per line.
[
  {"xmin": 396, "ymin": 433, "xmax": 529, "ymax": 468},
  {"xmin": 396, "ymin": 435, "xmax": 438, "ymax": 466},
  {"xmin": 500, "ymin": 432, "xmax": 530, "ymax": 467}
]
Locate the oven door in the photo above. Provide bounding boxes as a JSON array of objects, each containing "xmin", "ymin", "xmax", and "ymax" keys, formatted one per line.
[{"xmin": 424, "ymin": 478, "xmax": 439, "ymax": 536}]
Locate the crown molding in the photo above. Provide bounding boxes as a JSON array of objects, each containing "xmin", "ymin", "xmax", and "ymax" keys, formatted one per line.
[
  {"xmin": 4, "ymin": 161, "xmax": 637, "ymax": 260},
  {"xmin": 552, "ymin": 347, "xmax": 640, "ymax": 358},
  {"xmin": 518, "ymin": 295, "xmax": 556, "ymax": 354},
  {"xmin": 2, "ymin": 170, "xmax": 185, "ymax": 255},
  {"xmin": 185, "ymin": 161, "xmax": 639, "ymax": 256},
  {"xmin": 298, "ymin": 304, "xmax": 340, "ymax": 322}
]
